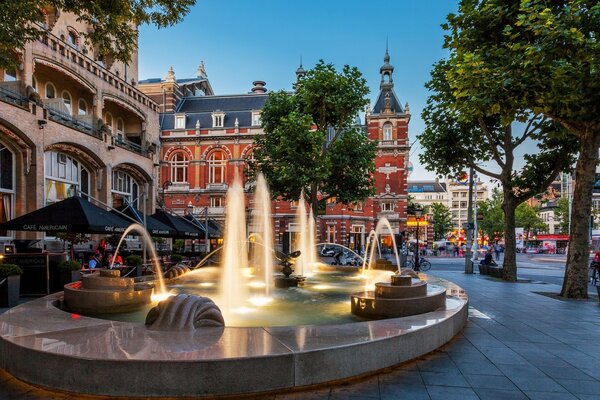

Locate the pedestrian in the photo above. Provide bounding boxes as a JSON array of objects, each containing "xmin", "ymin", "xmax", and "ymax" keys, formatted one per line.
[
  {"xmin": 494, "ymin": 243, "xmax": 501, "ymax": 261},
  {"xmin": 88, "ymin": 253, "xmax": 102, "ymax": 269}
]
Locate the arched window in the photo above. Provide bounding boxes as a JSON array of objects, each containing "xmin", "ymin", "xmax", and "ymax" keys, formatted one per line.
[
  {"xmin": 170, "ymin": 152, "xmax": 188, "ymax": 183},
  {"xmin": 62, "ymin": 90, "xmax": 72, "ymax": 114},
  {"xmin": 44, "ymin": 151, "xmax": 90, "ymax": 205},
  {"xmin": 208, "ymin": 151, "xmax": 226, "ymax": 184},
  {"xmin": 0, "ymin": 143, "xmax": 15, "ymax": 238},
  {"xmin": 104, "ymin": 112, "xmax": 113, "ymax": 133},
  {"xmin": 45, "ymin": 82, "xmax": 56, "ymax": 99},
  {"xmin": 383, "ymin": 123, "xmax": 392, "ymax": 141},
  {"xmin": 67, "ymin": 30, "xmax": 78, "ymax": 47},
  {"xmin": 111, "ymin": 170, "xmax": 139, "ymax": 208},
  {"xmin": 78, "ymin": 98, "xmax": 87, "ymax": 116}
]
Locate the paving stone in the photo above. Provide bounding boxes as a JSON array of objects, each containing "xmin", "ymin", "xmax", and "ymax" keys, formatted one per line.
[
  {"xmin": 556, "ymin": 379, "xmax": 600, "ymax": 396},
  {"xmin": 464, "ymin": 374, "xmax": 519, "ymax": 390},
  {"xmin": 426, "ymin": 385, "xmax": 479, "ymax": 400},
  {"xmin": 420, "ymin": 371, "xmax": 470, "ymax": 388},
  {"xmin": 474, "ymin": 388, "xmax": 528, "ymax": 400}
]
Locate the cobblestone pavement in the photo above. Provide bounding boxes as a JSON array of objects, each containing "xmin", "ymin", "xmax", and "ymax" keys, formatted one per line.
[{"xmin": 1, "ymin": 264, "xmax": 599, "ymax": 399}]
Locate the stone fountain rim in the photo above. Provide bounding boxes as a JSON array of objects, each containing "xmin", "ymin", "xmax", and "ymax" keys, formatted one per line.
[{"xmin": 0, "ymin": 274, "xmax": 468, "ymax": 398}]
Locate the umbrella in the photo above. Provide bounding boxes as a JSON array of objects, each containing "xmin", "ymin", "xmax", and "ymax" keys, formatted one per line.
[
  {"xmin": 150, "ymin": 210, "xmax": 205, "ymax": 239},
  {"xmin": 111, "ymin": 205, "xmax": 177, "ymax": 237},
  {"xmin": 0, "ymin": 196, "xmax": 130, "ymax": 234},
  {"xmin": 182, "ymin": 214, "xmax": 221, "ymax": 239}
]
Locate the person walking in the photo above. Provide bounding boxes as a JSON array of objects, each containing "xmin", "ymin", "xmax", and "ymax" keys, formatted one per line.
[{"xmin": 494, "ymin": 243, "xmax": 501, "ymax": 261}]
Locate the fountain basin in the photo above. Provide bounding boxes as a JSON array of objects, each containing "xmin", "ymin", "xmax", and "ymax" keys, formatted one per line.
[
  {"xmin": 0, "ymin": 275, "xmax": 466, "ymax": 398},
  {"xmin": 63, "ymin": 269, "xmax": 154, "ymax": 314}
]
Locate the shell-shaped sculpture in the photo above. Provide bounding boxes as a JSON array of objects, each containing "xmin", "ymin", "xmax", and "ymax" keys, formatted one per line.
[
  {"xmin": 145, "ymin": 294, "xmax": 225, "ymax": 330},
  {"xmin": 164, "ymin": 265, "xmax": 191, "ymax": 279}
]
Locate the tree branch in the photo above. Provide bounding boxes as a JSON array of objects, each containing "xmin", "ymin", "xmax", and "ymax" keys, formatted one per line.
[
  {"xmin": 515, "ymin": 115, "xmax": 545, "ymax": 147},
  {"xmin": 478, "ymin": 118, "xmax": 505, "ymax": 168},
  {"xmin": 459, "ymin": 148, "xmax": 502, "ymax": 180}
]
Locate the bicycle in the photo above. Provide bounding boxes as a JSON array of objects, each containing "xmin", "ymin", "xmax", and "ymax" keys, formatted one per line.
[{"xmin": 405, "ymin": 255, "xmax": 431, "ymax": 272}]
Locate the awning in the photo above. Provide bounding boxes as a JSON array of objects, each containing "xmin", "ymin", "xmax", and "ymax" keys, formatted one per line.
[
  {"xmin": 0, "ymin": 196, "xmax": 130, "ymax": 234},
  {"xmin": 110, "ymin": 205, "xmax": 178, "ymax": 237},
  {"xmin": 182, "ymin": 214, "xmax": 221, "ymax": 239},
  {"xmin": 150, "ymin": 210, "xmax": 205, "ymax": 239}
]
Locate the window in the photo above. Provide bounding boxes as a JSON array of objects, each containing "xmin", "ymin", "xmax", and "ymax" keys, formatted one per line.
[
  {"xmin": 62, "ymin": 90, "xmax": 72, "ymax": 114},
  {"xmin": 170, "ymin": 152, "xmax": 188, "ymax": 183},
  {"xmin": 3, "ymin": 68, "xmax": 16, "ymax": 82},
  {"xmin": 252, "ymin": 112, "xmax": 261, "ymax": 126},
  {"xmin": 111, "ymin": 170, "xmax": 139, "ymax": 208},
  {"xmin": 116, "ymin": 118, "xmax": 124, "ymax": 143},
  {"xmin": 104, "ymin": 112, "xmax": 113, "ymax": 132},
  {"xmin": 44, "ymin": 151, "xmax": 89, "ymax": 205},
  {"xmin": 460, "ymin": 201, "xmax": 467, "ymax": 208},
  {"xmin": 32, "ymin": 76, "xmax": 37, "ymax": 92},
  {"xmin": 353, "ymin": 201, "xmax": 364, "ymax": 211},
  {"xmin": 67, "ymin": 30, "xmax": 78, "ymax": 47},
  {"xmin": 45, "ymin": 82, "xmax": 56, "ymax": 99},
  {"xmin": 0, "ymin": 144, "xmax": 14, "ymax": 237},
  {"xmin": 175, "ymin": 114, "xmax": 186, "ymax": 130},
  {"xmin": 381, "ymin": 202, "xmax": 394, "ymax": 212},
  {"xmin": 383, "ymin": 123, "xmax": 392, "ymax": 141},
  {"xmin": 212, "ymin": 112, "xmax": 225, "ymax": 128},
  {"xmin": 78, "ymin": 99, "xmax": 87, "ymax": 116},
  {"xmin": 207, "ymin": 151, "xmax": 226, "ymax": 183},
  {"xmin": 210, "ymin": 197, "xmax": 223, "ymax": 208}
]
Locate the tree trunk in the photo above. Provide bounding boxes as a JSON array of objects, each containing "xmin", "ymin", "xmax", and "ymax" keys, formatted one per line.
[
  {"xmin": 561, "ymin": 133, "xmax": 600, "ymax": 298},
  {"xmin": 502, "ymin": 195, "xmax": 518, "ymax": 282}
]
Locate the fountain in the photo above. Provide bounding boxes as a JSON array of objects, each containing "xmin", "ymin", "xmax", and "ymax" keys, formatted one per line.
[
  {"xmin": 292, "ymin": 194, "xmax": 319, "ymax": 276},
  {"xmin": 0, "ymin": 173, "xmax": 468, "ymax": 398}
]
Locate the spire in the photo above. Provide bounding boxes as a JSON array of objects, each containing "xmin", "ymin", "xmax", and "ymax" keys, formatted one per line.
[
  {"xmin": 296, "ymin": 56, "xmax": 306, "ymax": 80},
  {"xmin": 165, "ymin": 66, "xmax": 176, "ymax": 83},
  {"xmin": 380, "ymin": 45, "xmax": 394, "ymax": 90},
  {"xmin": 197, "ymin": 60, "xmax": 207, "ymax": 78}
]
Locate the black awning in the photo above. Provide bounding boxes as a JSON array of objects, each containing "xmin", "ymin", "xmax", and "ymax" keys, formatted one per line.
[
  {"xmin": 0, "ymin": 196, "xmax": 130, "ymax": 234},
  {"xmin": 150, "ymin": 210, "xmax": 205, "ymax": 239},
  {"xmin": 182, "ymin": 214, "xmax": 221, "ymax": 239},
  {"xmin": 111, "ymin": 205, "xmax": 178, "ymax": 237}
]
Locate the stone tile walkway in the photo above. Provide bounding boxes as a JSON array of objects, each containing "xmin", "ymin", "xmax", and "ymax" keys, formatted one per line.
[{"xmin": 1, "ymin": 271, "xmax": 599, "ymax": 399}]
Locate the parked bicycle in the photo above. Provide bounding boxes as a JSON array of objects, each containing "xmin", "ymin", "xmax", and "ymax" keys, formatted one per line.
[{"xmin": 405, "ymin": 255, "xmax": 431, "ymax": 271}]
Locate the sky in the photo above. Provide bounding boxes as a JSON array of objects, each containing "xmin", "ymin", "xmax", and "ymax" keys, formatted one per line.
[{"xmin": 138, "ymin": 0, "xmax": 460, "ymax": 181}]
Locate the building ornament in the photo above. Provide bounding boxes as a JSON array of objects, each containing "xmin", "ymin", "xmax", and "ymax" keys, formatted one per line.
[
  {"xmin": 45, "ymin": 142, "xmax": 103, "ymax": 170},
  {"xmin": 0, "ymin": 125, "xmax": 32, "ymax": 175}
]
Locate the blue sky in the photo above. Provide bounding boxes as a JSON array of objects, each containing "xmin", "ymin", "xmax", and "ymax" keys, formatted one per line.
[{"xmin": 138, "ymin": 0, "xmax": 459, "ymax": 180}]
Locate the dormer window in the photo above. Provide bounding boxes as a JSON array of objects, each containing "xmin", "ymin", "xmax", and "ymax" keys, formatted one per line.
[
  {"xmin": 174, "ymin": 114, "xmax": 186, "ymax": 130},
  {"xmin": 212, "ymin": 112, "xmax": 225, "ymax": 128},
  {"xmin": 252, "ymin": 112, "xmax": 261, "ymax": 127},
  {"xmin": 381, "ymin": 202, "xmax": 394, "ymax": 212}
]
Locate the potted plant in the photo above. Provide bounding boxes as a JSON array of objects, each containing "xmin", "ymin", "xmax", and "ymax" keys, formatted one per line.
[
  {"xmin": 170, "ymin": 254, "xmax": 184, "ymax": 264},
  {"xmin": 126, "ymin": 255, "xmax": 144, "ymax": 277},
  {"xmin": 58, "ymin": 260, "xmax": 82, "ymax": 286},
  {"xmin": 0, "ymin": 263, "xmax": 23, "ymax": 307}
]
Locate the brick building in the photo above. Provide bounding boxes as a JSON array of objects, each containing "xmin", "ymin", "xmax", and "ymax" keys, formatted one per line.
[
  {"xmin": 0, "ymin": 9, "xmax": 161, "ymax": 250},
  {"xmin": 138, "ymin": 51, "xmax": 410, "ymax": 253}
]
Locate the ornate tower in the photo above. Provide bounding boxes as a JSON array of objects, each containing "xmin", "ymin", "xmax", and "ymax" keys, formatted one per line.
[{"xmin": 366, "ymin": 49, "xmax": 411, "ymax": 237}]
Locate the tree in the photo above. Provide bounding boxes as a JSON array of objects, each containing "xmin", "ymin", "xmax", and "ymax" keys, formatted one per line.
[
  {"xmin": 441, "ymin": 0, "xmax": 599, "ymax": 298},
  {"xmin": 515, "ymin": 203, "xmax": 547, "ymax": 247},
  {"xmin": 552, "ymin": 198, "xmax": 570, "ymax": 234},
  {"xmin": 0, "ymin": 0, "xmax": 195, "ymax": 70},
  {"xmin": 251, "ymin": 61, "xmax": 376, "ymax": 215},
  {"xmin": 477, "ymin": 188, "xmax": 505, "ymax": 243},
  {"xmin": 55, "ymin": 232, "xmax": 89, "ymax": 261},
  {"xmin": 420, "ymin": 58, "xmax": 577, "ymax": 282},
  {"xmin": 430, "ymin": 202, "xmax": 453, "ymax": 241}
]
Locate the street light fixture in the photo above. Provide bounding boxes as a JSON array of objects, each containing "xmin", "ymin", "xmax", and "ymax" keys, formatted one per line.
[{"xmin": 414, "ymin": 205, "xmax": 423, "ymax": 272}]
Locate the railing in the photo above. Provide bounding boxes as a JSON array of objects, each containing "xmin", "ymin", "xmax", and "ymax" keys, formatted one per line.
[
  {"xmin": 113, "ymin": 135, "xmax": 145, "ymax": 156},
  {"xmin": 45, "ymin": 105, "xmax": 102, "ymax": 139},
  {"xmin": 0, "ymin": 82, "xmax": 29, "ymax": 108},
  {"xmin": 36, "ymin": 31, "xmax": 159, "ymax": 112}
]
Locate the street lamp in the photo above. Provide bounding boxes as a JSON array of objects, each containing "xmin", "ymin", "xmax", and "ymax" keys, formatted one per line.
[{"xmin": 414, "ymin": 205, "xmax": 424, "ymax": 271}]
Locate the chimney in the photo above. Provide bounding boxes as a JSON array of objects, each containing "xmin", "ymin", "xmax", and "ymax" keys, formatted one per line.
[{"xmin": 251, "ymin": 81, "xmax": 267, "ymax": 94}]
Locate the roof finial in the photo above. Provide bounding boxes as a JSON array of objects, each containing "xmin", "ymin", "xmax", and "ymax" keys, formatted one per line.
[
  {"xmin": 165, "ymin": 66, "xmax": 176, "ymax": 83},
  {"xmin": 197, "ymin": 60, "xmax": 207, "ymax": 78},
  {"xmin": 296, "ymin": 56, "xmax": 306, "ymax": 80}
]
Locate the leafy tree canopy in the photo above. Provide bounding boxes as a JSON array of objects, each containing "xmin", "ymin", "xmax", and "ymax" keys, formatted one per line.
[
  {"xmin": 0, "ymin": 0, "xmax": 195, "ymax": 70},
  {"xmin": 251, "ymin": 61, "xmax": 375, "ymax": 211},
  {"xmin": 515, "ymin": 203, "xmax": 546, "ymax": 234},
  {"xmin": 477, "ymin": 188, "xmax": 505, "ymax": 242},
  {"xmin": 430, "ymin": 202, "xmax": 453, "ymax": 241}
]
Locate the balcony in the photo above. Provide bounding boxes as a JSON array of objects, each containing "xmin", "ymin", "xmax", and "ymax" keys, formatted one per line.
[
  {"xmin": 206, "ymin": 183, "xmax": 228, "ymax": 191},
  {"xmin": 0, "ymin": 81, "xmax": 29, "ymax": 108},
  {"xmin": 44, "ymin": 100, "xmax": 101, "ymax": 139},
  {"xmin": 113, "ymin": 134, "xmax": 145, "ymax": 155}
]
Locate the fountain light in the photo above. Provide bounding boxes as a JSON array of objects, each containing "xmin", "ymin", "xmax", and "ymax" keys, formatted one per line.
[
  {"xmin": 248, "ymin": 281, "xmax": 266, "ymax": 289},
  {"xmin": 313, "ymin": 284, "xmax": 332, "ymax": 290},
  {"xmin": 199, "ymin": 282, "xmax": 214, "ymax": 288},
  {"xmin": 248, "ymin": 296, "xmax": 273, "ymax": 307},
  {"xmin": 151, "ymin": 290, "xmax": 176, "ymax": 303}
]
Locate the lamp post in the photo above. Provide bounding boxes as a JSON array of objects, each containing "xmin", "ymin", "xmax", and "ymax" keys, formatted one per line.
[
  {"xmin": 161, "ymin": 180, "xmax": 172, "ymax": 210},
  {"xmin": 414, "ymin": 205, "xmax": 423, "ymax": 271}
]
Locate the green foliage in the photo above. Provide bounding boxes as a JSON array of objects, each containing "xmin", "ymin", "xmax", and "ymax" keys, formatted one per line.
[
  {"xmin": 515, "ymin": 203, "xmax": 547, "ymax": 233},
  {"xmin": 172, "ymin": 239, "xmax": 184, "ymax": 254},
  {"xmin": 477, "ymin": 188, "xmax": 505, "ymax": 241},
  {"xmin": 170, "ymin": 254, "xmax": 184, "ymax": 263},
  {"xmin": 125, "ymin": 255, "xmax": 143, "ymax": 267},
  {"xmin": 59, "ymin": 260, "xmax": 81, "ymax": 271},
  {"xmin": 250, "ymin": 61, "xmax": 375, "ymax": 212},
  {"xmin": 0, "ymin": 0, "xmax": 195, "ymax": 70},
  {"xmin": 0, "ymin": 263, "xmax": 22, "ymax": 277},
  {"xmin": 430, "ymin": 202, "xmax": 453, "ymax": 241},
  {"xmin": 55, "ymin": 232, "xmax": 89, "ymax": 246},
  {"xmin": 104, "ymin": 234, "xmax": 122, "ymax": 250}
]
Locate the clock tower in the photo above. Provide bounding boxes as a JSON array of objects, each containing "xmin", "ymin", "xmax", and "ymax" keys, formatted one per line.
[{"xmin": 366, "ymin": 49, "xmax": 411, "ymax": 236}]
